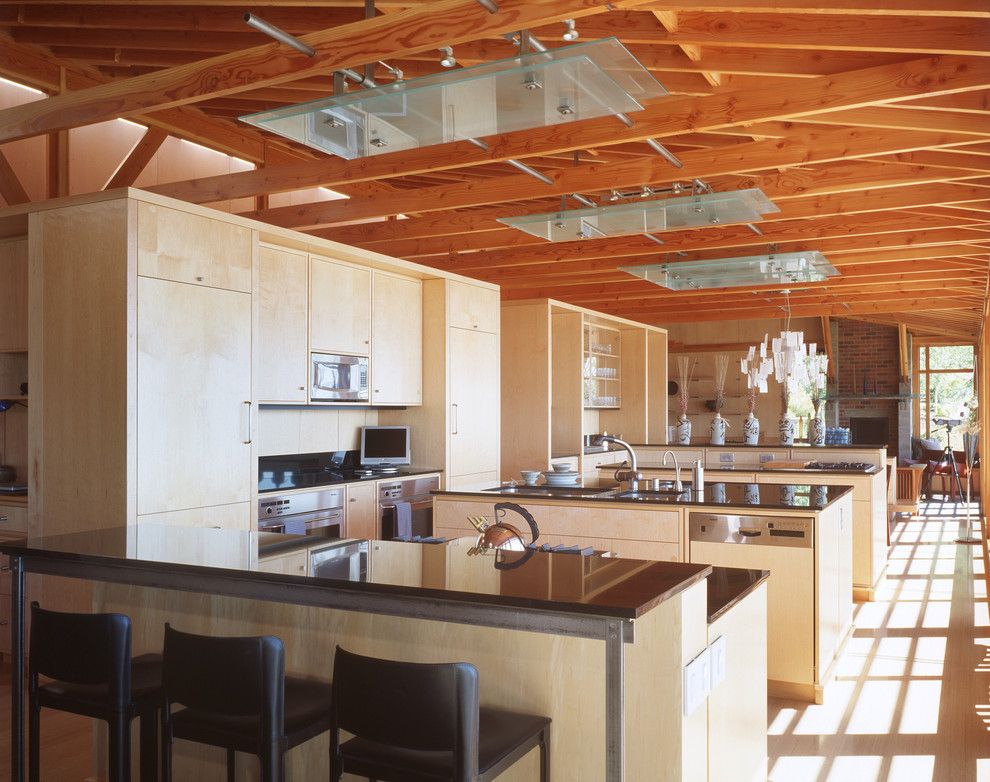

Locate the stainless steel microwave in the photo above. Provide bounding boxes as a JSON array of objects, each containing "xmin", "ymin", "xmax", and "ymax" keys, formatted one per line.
[{"xmin": 311, "ymin": 353, "xmax": 369, "ymax": 402}]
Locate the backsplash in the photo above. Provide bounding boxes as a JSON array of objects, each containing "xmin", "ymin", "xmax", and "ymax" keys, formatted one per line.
[{"xmin": 258, "ymin": 407, "xmax": 379, "ymax": 456}]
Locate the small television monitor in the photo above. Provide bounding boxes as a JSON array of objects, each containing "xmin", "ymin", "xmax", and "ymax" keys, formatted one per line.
[{"xmin": 360, "ymin": 426, "xmax": 411, "ymax": 466}]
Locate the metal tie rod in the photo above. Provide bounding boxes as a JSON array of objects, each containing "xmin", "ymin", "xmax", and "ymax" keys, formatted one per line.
[
  {"xmin": 506, "ymin": 159, "xmax": 553, "ymax": 185},
  {"xmin": 476, "ymin": 0, "xmax": 500, "ymax": 11},
  {"xmin": 244, "ymin": 13, "xmax": 315, "ymax": 57},
  {"xmin": 646, "ymin": 138, "xmax": 684, "ymax": 168}
]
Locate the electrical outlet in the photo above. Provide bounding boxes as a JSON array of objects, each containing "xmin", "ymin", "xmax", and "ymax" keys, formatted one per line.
[
  {"xmin": 710, "ymin": 635, "xmax": 727, "ymax": 688},
  {"xmin": 719, "ymin": 452, "xmax": 734, "ymax": 463},
  {"xmin": 759, "ymin": 453, "xmax": 774, "ymax": 463},
  {"xmin": 683, "ymin": 647, "xmax": 712, "ymax": 716}
]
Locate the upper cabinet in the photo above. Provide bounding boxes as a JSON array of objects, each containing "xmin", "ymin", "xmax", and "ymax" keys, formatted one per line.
[
  {"xmin": 136, "ymin": 202, "xmax": 252, "ymax": 293},
  {"xmin": 257, "ymin": 245, "xmax": 308, "ymax": 404},
  {"xmin": 0, "ymin": 238, "xmax": 27, "ymax": 352},
  {"xmin": 448, "ymin": 280, "xmax": 499, "ymax": 334},
  {"xmin": 371, "ymin": 271, "xmax": 422, "ymax": 406},
  {"xmin": 310, "ymin": 255, "xmax": 372, "ymax": 355}
]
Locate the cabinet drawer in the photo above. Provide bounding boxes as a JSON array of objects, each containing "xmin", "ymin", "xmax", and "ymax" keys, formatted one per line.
[
  {"xmin": 541, "ymin": 506, "xmax": 680, "ymax": 543},
  {"xmin": 448, "ymin": 281, "xmax": 499, "ymax": 333},
  {"xmin": 0, "ymin": 505, "xmax": 27, "ymax": 534},
  {"xmin": 610, "ymin": 540, "xmax": 680, "ymax": 562},
  {"xmin": 258, "ymin": 549, "xmax": 309, "ymax": 576}
]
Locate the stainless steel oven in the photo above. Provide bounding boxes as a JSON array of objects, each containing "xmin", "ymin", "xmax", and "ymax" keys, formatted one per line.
[
  {"xmin": 311, "ymin": 353, "xmax": 369, "ymax": 402},
  {"xmin": 258, "ymin": 488, "xmax": 345, "ymax": 539},
  {"xmin": 379, "ymin": 476, "xmax": 439, "ymax": 540}
]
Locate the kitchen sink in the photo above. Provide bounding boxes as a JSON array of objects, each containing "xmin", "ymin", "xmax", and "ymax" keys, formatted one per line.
[{"xmin": 615, "ymin": 489, "xmax": 686, "ymax": 501}]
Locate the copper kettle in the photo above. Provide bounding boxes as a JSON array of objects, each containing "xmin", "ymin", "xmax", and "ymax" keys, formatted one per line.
[{"xmin": 467, "ymin": 502, "xmax": 540, "ymax": 554}]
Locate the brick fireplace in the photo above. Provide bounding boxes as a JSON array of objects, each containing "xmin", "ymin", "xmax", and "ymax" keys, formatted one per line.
[{"xmin": 830, "ymin": 319, "xmax": 911, "ymax": 461}]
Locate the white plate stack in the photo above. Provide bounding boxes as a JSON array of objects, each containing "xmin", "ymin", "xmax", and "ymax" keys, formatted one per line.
[{"xmin": 543, "ymin": 470, "xmax": 580, "ymax": 487}]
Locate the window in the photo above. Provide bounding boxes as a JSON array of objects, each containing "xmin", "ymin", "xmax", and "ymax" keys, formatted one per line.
[{"xmin": 914, "ymin": 344, "xmax": 975, "ymax": 451}]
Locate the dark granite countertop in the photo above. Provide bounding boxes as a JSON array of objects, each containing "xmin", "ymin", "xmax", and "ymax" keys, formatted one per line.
[
  {"xmin": 707, "ymin": 567, "xmax": 769, "ymax": 623},
  {"xmin": 437, "ymin": 477, "xmax": 853, "ymax": 511},
  {"xmin": 595, "ymin": 461, "xmax": 881, "ymax": 476},
  {"xmin": 555, "ymin": 442, "xmax": 886, "ymax": 458},
  {"xmin": 259, "ymin": 466, "xmax": 443, "ymax": 494},
  {"xmin": 0, "ymin": 526, "xmax": 711, "ymax": 621}
]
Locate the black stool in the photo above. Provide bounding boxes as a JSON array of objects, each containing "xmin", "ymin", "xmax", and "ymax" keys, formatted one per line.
[
  {"xmin": 160, "ymin": 623, "xmax": 333, "ymax": 782},
  {"xmin": 28, "ymin": 602, "xmax": 162, "ymax": 782},
  {"xmin": 330, "ymin": 646, "xmax": 550, "ymax": 782}
]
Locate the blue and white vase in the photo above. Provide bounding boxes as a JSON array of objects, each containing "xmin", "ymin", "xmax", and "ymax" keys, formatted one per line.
[
  {"xmin": 710, "ymin": 413, "xmax": 727, "ymax": 445},
  {"xmin": 810, "ymin": 415, "xmax": 826, "ymax": 447},
  {"xmin": 743, "ymin": 413, "xmax": 760, "ymax": 446},
  {"xmin": 675, "ymin": 414, "xmax": 692, "ymax": 445},
  {"xmin": 778, "ymin": 416, "xmax": 796, "ymax": 446}
]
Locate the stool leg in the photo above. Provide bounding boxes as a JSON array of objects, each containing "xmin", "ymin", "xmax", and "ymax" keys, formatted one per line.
[
  {"xmin": 260, "ymin": 745, "xmax": 283, "ymax": 782},
  {"xmin": 226, "ymin": 748, "xmax": 235, "ymax": 782},
  {"xmin": 160, "ymin": 717, "xmax": 172, "ymax": 782},
  {"xmin": 28, "ymin": 696, "xmax": 39, "ymax": 782},
  {"xmin": 139, "ymin": 711, "xmax": 157, "ymax": 782},
  {"xmin": 108, "ymin": 713, "xmax": 129, "ymax": 782}
]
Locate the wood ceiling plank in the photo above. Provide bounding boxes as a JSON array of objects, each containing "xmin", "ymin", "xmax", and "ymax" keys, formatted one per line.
[
  {"xmin": 103, "ymin": 126, "xmax": 169, "ymax": 189},
  {"xmin": 0, "ymin": 0, "xmax": 645, "ymax": 142},
  {"xmin": 803, "ymin": 106, "xmax": 990, "ymax": 136},
  {"xmin": 868, "ymin": 150, "xmax": 990, "ymax": 172},
  {"xmin": 899, "ymin": 91, "xmax": 990, "ymax": 113},
  {"xmin": 149, "ymin": 54, "xmax": 990, "ymax": 205},
  {"xmin": 9, "ymin": 27, "xmax": 273, "ymax": 53}
]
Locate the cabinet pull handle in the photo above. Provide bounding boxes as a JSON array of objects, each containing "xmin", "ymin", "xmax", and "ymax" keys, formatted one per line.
[
  {"xmin": 242, "ymin": 401, "xmax": 252, "ymax": 444},
  {"xmin": 0, "ymin": 566, "xmax": 9, "ymax": 572},
  {"xmin": 0, "ymin": 620, "xmax": 8, "ymax": 626},
  {"xmin": 349, "ymin": 498, "xmax": 356, "ymax": 503},
  {"xmin": 451, "ymin": 403, "xmax": 458, "ymax": 435},
  {"xmin": 0, "ymin": 516, "xmax": 7, "ymax": 522}
]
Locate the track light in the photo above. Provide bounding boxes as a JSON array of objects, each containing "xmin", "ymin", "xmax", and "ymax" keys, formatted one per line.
[
  {"xmin": 562, "ymin": 19, "xmax": 579, "ymax": 41},
  {"xmin": 439, "ymin": 47, "xmax": 456, "ymax": 68}
]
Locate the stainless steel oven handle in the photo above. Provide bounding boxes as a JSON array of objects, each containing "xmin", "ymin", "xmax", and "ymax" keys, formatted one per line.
[
  {"xmin": 451, "ymin": 403, "xmax": 458, "ymax": 435},
  {"xmin": 242, "ymin": 401, "xmax": 252, "ymax": 445}
]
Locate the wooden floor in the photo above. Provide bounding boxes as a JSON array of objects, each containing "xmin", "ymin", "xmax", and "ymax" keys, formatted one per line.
[
  {"xmin": 0, "ymin": 502, "xmax": 988, "ymax": 781},
  {"xmin": 769, "ymin": 501, "xmax": 990, "ymax": 782}
]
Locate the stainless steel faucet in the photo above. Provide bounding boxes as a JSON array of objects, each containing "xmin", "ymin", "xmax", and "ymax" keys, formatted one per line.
[
  {"xmin": 661, "ymin": 450, "xmax": 683, "ymax": 491},
  {"xmin": 592, "ymin": 434, "xmax": 643, "ymax": 488}
]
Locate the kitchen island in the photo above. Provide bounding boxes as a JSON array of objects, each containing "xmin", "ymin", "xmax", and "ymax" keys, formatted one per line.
[
  {"xmin": 434, "ymin": 478, "xmax": 852, "ymax": 704},
  {"xmin": 1, "ymin": 526, "xmax": 768, "ymax": 782}
]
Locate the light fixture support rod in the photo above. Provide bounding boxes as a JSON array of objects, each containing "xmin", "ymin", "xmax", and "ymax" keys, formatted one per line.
[
  {"xmin": 642, "ymin": 233, "xmax": 665, "ymax": 245},
  {"xmin": 746, "ymin": 223, "xmax": 763, "ymax": 235},
  {"xmin": 364, "ymin": 0, "xmax": 375, "ymax": 84},
  {"xmin": 506, "ymin": 159, "xmax": 553, "ymax": 185},
  {"xmin": 467, "ymin": 138, "xmax": 490, "ymax": 151},
  {"xmin": 244, "ymin": 13, "xmax": 315, "ymax": 57},
  {"xmin": 476, "ymin": 0, "xmax": 499, "ymax": 12},
  {"xmin": 645, "ymin": 138, "xmax": 683, "ymax": 168},
  {"xmin": 571, "ymin": 193, "xmax": 596, "ymax": 207}
]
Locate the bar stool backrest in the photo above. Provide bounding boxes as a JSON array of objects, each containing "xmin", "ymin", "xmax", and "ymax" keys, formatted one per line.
[
  {"xmin": 162, "ymin": 623, "xmax": 285, "ymax": 742},
  {"xmin": 29, "ymin": 601, "xmax": 132, "ymax": 708},
  {"xmin": 331, "ymin": 646, "xmax": 480, "ymax": 781}
]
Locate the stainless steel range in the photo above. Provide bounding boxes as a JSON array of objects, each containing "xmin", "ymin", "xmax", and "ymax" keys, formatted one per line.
[
  {"xmin": 379, "ymin": 476, "xmax": 440, "ymax": 540},
  {"xmin": 258, "ymin": 488, "xmax": 345, "ymax": 539}
]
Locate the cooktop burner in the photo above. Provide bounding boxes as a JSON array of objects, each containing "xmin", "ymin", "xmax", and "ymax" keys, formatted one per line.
[{"xmin": 805, "ymin": 461, "xmax": 874, "ymax": 472}]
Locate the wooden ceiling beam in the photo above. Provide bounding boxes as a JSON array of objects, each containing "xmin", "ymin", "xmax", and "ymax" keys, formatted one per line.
[
  {"xmin": 103, "ymin": 125, "xmax": 169, "ymax": 189},
  {"xmin": 899, "ymin": 91, "xmax": 990, "ymax": 113},
  {"xmin": 803, "ymin": 106, "xmax": 990, "ymax": 137},
  {"xmin": 0, "ymin": 33, "xmax": 307, "ymax": 165},
  {"xmin": 0, "ymin": 0, "xmax": 648, "ymax": 142},
  {"xmin": 0, "ymin": 5, "xmax": 365, "ymax": 33},
  {"xmin": 868, "ymin": 150, "xmax": 990, "ymax": 173},
  {"xmin": 562, "ymin": 11, "xmax": 990, "ymax": 54},
  {"xmin": 150, "ymin": 54, "xmax": 990, "ymax": 206},
  {"xmin": 245, "ymin": 127, "xmax": 981, "ymax": 229},
  {"xmin": 0, "ymin": 149, "xmax": 31, "ymax": 205},
  {"xmin": 439, "ymin": 227, "xmax": 990, "ymax": 277},
  {"xmin": 353, "ymin": 183, "xmax": 990, "ymax": 256},
  {"xmin": 641, "ymin": 0, "xmax": 990, "ymax": 17}
]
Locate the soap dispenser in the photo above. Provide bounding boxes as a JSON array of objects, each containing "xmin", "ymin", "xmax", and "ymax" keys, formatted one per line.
[{"xmin": 692, "ymin": 459, "xmax": 705, "ymax": 492}]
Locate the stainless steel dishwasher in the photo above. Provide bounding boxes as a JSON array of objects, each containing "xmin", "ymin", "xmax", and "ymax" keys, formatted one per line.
[{"xmin": 689, "ymin": 512, "xmax": 817, "ymax": 692}]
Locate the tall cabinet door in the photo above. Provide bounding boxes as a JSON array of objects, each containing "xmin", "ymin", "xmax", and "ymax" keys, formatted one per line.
[
  {"xmin": 137, "ymin": 277, "xmax": 253, "ymax": 516},
  {"xmin": 448, "ymin": 327, "xmax": 499, "ymax": 479},
  {"xmin": 257, "ymin": 245, "xmax": 308, "ymax": 403},
  {"xmin": 371, "ymin": 271, "xmax": 422, "ymax": 406}
]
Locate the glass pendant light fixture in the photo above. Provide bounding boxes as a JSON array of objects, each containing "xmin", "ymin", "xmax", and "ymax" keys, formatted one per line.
[
  {"xmin": 498, "ymin": 187, "xmax": 778, "ymax": 241},
  {"xmin": 619, "ymin": 250, "xmax": 838, "ymax": 291},
  {"xmin": 240, "ymin": 37, "xmax": 666, "ymax": 159}
]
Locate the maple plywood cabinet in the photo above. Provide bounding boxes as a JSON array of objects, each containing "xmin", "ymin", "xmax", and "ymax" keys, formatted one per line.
[
  {"xmin": 371, "ymin": 270, "xmax": 422, "ymax": 406},
  {"xmin": 28, "ymin": 196, "xmax": 256, "ymax": 539},
  {"xmin": 257, "ymin": 244, "xmax": 309, "ymax": 404},
  {"xmin": 0, "ymin": 238, "xmax": 28, "ymax": 352},
  {"xmin": 310, "ymin": 254, "xmax": 372, "ymax": 356},
  {"xmin": 381, "ymin": 278, "xmax": 500, "ymax": 489},
  {"xmin": 345, "ymin": 481, "xmax": 378, "ymax": 540}
]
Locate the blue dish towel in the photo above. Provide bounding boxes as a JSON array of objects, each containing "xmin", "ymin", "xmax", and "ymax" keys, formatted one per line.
[{"xmin": 394, "ymin": 500, "xmax": 413, "ymax": 538}]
